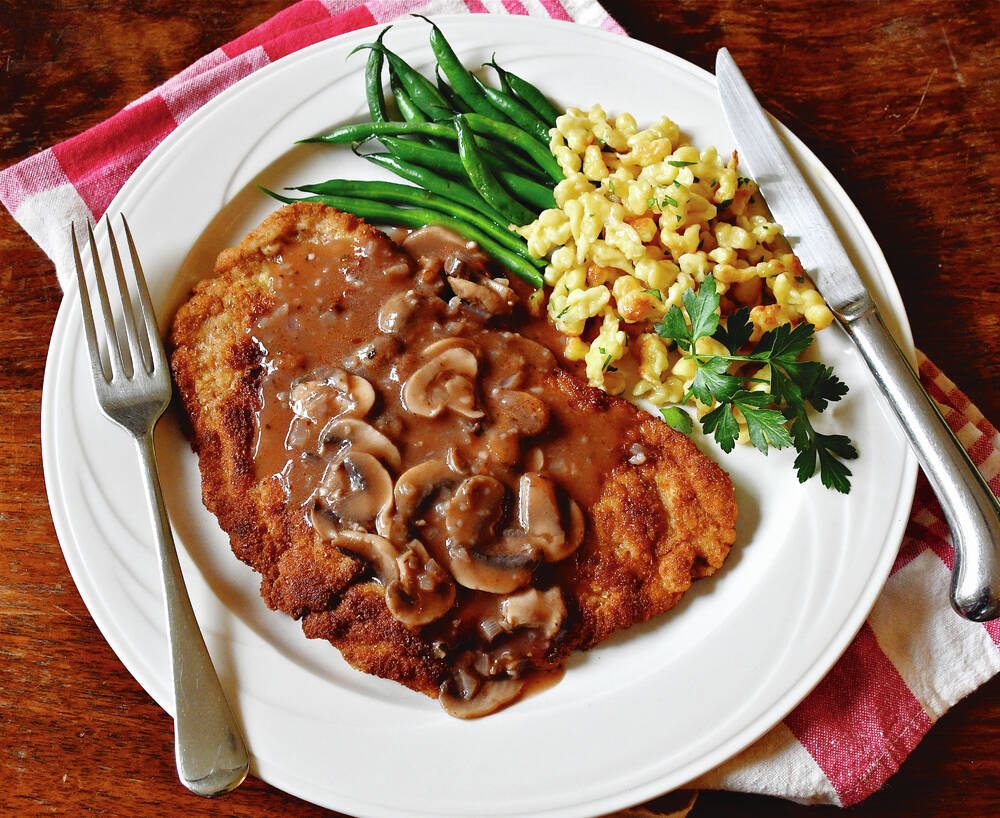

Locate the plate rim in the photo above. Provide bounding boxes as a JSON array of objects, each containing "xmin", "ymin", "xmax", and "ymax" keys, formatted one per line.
[{"xmin": 41, "ymin": 15, "xmax": 919, "ymax": 817}]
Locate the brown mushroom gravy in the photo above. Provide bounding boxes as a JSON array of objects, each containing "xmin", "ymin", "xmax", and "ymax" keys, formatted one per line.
[{"xmin": 251, "ymin": 225, "xmax": 637, "ymax": 717}]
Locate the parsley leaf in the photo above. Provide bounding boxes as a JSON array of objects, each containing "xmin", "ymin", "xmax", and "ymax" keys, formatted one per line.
[
  {"xmin": 655, "ymin": 273, "xmax": 721, "ymax": 351},
  {"xmin": 660, "ymin": 407, "xmax": 693, "ymax": 435},
  {"xmin": 668, "ymin": 160, "xmax": 696, "ymax": 167},
  {"xmin": 654, "ymin": 304, "xmax": 693, "ymax": 351},
  {"xmin": 752, "ymin": 321, "xmax": 814, "ymax": 363},
  {"xmin": 790, "ymin": 413, "xmax": 857, "ymax": 493},
  {"xmin": 713, "ymin": 306, "xmax": 753, "ymax": 354},
  {"xmin": 654, "ymin": 273, "xmax": 857, "ymax": 491},
  {"xmin": 690, "ymin": 356, "xmax": 741, "ymax": 405},
  {"xmin": 701, "ymin": 403, "xmax": 740, "ymax": 453},
  {"xmin": 797, "ymin": 362, "xmax": 850, "ymax": 412},
  {"xmin": 732, "ymin": 390, "xmax": 793, "ymax": 453},
  {"xmin": 680, "ymin": 274, "xmax": 720, "ymax": 343}
]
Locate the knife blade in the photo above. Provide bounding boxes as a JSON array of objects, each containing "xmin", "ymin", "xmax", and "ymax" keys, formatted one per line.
[
  {"xmin": 715, "ymin": 50, "xmax": 870, "ymax": 321},
  {"xmin": 715, "ymin": 47, "xmax": 1000, "ymax": 621}
]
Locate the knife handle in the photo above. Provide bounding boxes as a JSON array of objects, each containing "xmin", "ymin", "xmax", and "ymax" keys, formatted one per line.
[{"xmin": 845, "ymin": 307, "xmax": 1000, "ymax": 620}]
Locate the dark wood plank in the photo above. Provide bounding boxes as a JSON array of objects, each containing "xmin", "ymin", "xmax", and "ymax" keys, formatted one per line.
[{"xmin": 1, "ymin": 2, "xmax": 997, "ymax": 816}]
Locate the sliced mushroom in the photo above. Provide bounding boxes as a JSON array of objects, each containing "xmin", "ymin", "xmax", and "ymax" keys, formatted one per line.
[
  {"xmin": 516, "ymin": 472, "xmax": 584, "ymax": 562},
  {"xmin": 446, "ymin": 546, "xmax": 534, "ymax": 594},
  {"xmin": 401, "ymin": 346, "xmax": 483, "ymax": 419},
  {"xmin": 478, "ymin": 428, "xmax": 522, "ymax": 467},
  {"xmin": 318, "ymin": 417, "xmax": 401, "ymax": 471},
  {"xmin": 377, "ymin": 289, "xmax": 422, "ymax": 335},
  {"xmin": 476, "ymin": 586, "xmax": 567, "ymax": 644},
  {"xmin": 473, "ymin": 390, "xmax": 550, "ymax": 468},
  {"xmin": 499, "ymin": 587, "xmax": 567, "ymax": 639},
  {"xmin": 437, "ymin": 472, "xmax": 584, "ymax": 592},
  {"xmin": 524, "ymin": 447, "xmax": 545, "ymax": 472},
  {"xmin": 326, "ymin": 529, "xmax": 400, "ymax": 585},
  {"xmin": 492, "ymin": 389, "xmax": 550, "ymax": 437},
  {"xmin": 445, "ymin": 475, "xmax": 508, "ymax": 547},
  {"xmin": 447, "ymin": 275, "xmax": 516, "ymax": 316},
  {"xmin": 439, "ymin": 676, "xmax": 525, "ymax": 719},
  {"xmin": 324, "ymin": 533, "xmax": 454, "ymax": 629},
  {"xmin": 516, "ymin": 472, "xmax": 561, "ymax": 546},
  {"xmin": 344, "ymin": 335, "xmax": 401, "ymax": 377},
  {"xmin": 565, "ymin": 499, "xmax": 585, "ymax": 558},
  {"xmin": 309, "ymin": 505, "xmax": 343, "ymax": 543},
  {"xmin": 402, "ymin": 224, "xmax": 488, "ymax": 274},
  {"xmin": 318, "ymin": 451, "xmax": 394, "ymax": 536},
  {"xmin": 385, "ymin": 540, "xmax": 456, "ymax": 628},
  {"xmin": 290, "ymin": 369, "xmax": 375, "ymax": 422},
  {"xmin": 392, "ymin": 459, "xmax": 460, "ymax": 524},
  {"xmin": 421, "ymin": 337, "xmax": 475, "ymax": 358}
]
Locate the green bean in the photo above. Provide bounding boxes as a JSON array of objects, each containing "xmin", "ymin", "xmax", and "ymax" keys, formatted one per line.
[
  {"xmin": 306, "ymin": 121, "xmax": 550, "ymax": 182},
  {"xmin": 354, "ymin": 150, "xmax": 512, "ymax": 230},
  {"xmin": 471, "ymin": 75, "xmax": 550, "ymax": 145},
  {"xmin": 351, "ymin": 42, "xmax": 452, "ymax": 121},
  {"xmin": 294, "ymin": 177, "xmax": 533, "ymax": 259},
  {"xmin": 389, "ymin": 70, "xmax": 426, "ymax": 123},
  {"xmin": 483, "ymin": 56, "xmax": 562, "ymax": 125},
  {"xmin": 463, "ymin": 113, "xmax": 563, "ymax": 182},
  {"xmin": 415, "ymin": 14, "xmax": 510, "ymax": 123},
  {"xmin": 434, "ymin": 66, "xmax": 472, "ymax": 114},
  {"xmin": 484, "ymin": 55, "xmax": 516, "ymax": 96},
  {"xmin": 455, "ymin": 116, "xmax": 535, "ymax": 227},
  {"xmin": 379, "ymin": 135, "xmax": 467, "ymax": 177},
  {"xmin": 381, "ymin": 135, "xmax": 524, "ymax": 183},
  {"xmin": 477, "ymin": 137, "xmax": 549, "ymax": 181},
  {"xmin": 498, "ymin": 173, "xmax": 556, "ymax": 212},
  {"xmin": 365, "ymin": 26, "xmax": 392, "ymax": 123},
  {"xmin": 375, "ymin": 98, "xmax": 543, "ymax": 179},
  {"xmin": 378, "ymin": 137, "xmax": 552, "ymax": 211},
  {"xmin": 263, "ymin": 188, "xmax": 543, "ymax": 287},
  {"xmin": 480, "ymin": 138, "xmax": 549, "ymax": 181},
  {"xmin": 388, "ymin": 68, "xmax": 453, "ymax": 151},
  {"xmin": 305, "ymin": 121, "xmax": 456, "ymax": 144}
]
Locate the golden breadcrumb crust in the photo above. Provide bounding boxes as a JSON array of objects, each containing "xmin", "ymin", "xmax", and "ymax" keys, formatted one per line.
[{"xmin": 169, "ymin": 203, "xmax": 737, "ymax": 698}]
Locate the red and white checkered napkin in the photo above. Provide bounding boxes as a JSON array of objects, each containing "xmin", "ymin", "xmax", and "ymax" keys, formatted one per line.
[{"xmin": 4, "ymin": 0, "xmax": 998, "ymax": 808}]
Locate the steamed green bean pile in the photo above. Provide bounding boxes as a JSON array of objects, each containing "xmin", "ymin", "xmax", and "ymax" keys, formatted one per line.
[{"xmin": 272, "ymin": 17, "xmax": 566, "ymax": 288}]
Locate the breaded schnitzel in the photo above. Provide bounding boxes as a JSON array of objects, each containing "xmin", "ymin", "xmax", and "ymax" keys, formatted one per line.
[{"xmin": 169, "ymin": 203, "xmax": 736, "ymax": 716}]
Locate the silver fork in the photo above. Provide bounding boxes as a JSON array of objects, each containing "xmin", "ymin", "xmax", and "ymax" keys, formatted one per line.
[{"xmin": 71, "ymin": 215, "xmax": 249, "ymax": 796}]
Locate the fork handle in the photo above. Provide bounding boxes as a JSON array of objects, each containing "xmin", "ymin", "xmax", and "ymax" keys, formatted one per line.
[
  {"xmin": 135, "ymin": 431, "xmax": 250, "ymax": 795},
  {"xmin": 845, "ymin": 308, "xmax": 1000, "ymax": 621}
]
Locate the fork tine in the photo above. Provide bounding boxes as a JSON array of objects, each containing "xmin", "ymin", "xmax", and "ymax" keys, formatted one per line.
[
  {"xmin": 121, "ymin": 215, "xmax": 167, "ymax": 373},
  {"xmin": 71, "ymin": 224, "xmax": 110, "ymax": 384},
  {"xmin": 87, "ymin": 220, "xmax": 128, "ymax": 381},
  {"xmin": 106, "ymin": 215, "xmax": 146, "ymax": 376}
]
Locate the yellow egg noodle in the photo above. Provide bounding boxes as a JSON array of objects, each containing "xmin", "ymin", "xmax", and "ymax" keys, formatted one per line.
[{"xmin": 518, "ymin": 104, "xmax": 834, "ymax": 415}]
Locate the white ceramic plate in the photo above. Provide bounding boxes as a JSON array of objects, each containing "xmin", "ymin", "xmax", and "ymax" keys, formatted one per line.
[{"xmin": 42, "ymin": 16, "xmax": 918, "ymax": 818}]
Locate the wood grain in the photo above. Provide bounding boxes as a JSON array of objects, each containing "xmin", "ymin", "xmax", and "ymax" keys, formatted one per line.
[{"xmin": 0, "ymin": 1, "xmax": 997, "ymax": 816}]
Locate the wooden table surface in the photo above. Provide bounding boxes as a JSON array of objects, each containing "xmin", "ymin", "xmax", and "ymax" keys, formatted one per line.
[{"xmin": 1, "ymin": 1, "xmax": 998, "ymax": 815}]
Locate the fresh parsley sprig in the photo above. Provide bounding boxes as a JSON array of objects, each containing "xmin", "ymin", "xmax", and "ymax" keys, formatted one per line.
[{"xmin": 654, "ymin": 274, "xmax": 858, "ymax": 492}]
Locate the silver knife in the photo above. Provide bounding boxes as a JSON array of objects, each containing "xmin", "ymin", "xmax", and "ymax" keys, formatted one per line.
[{"xmin": 715, "ymin": 47, "xmax": 1000, "ymax": 621}]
